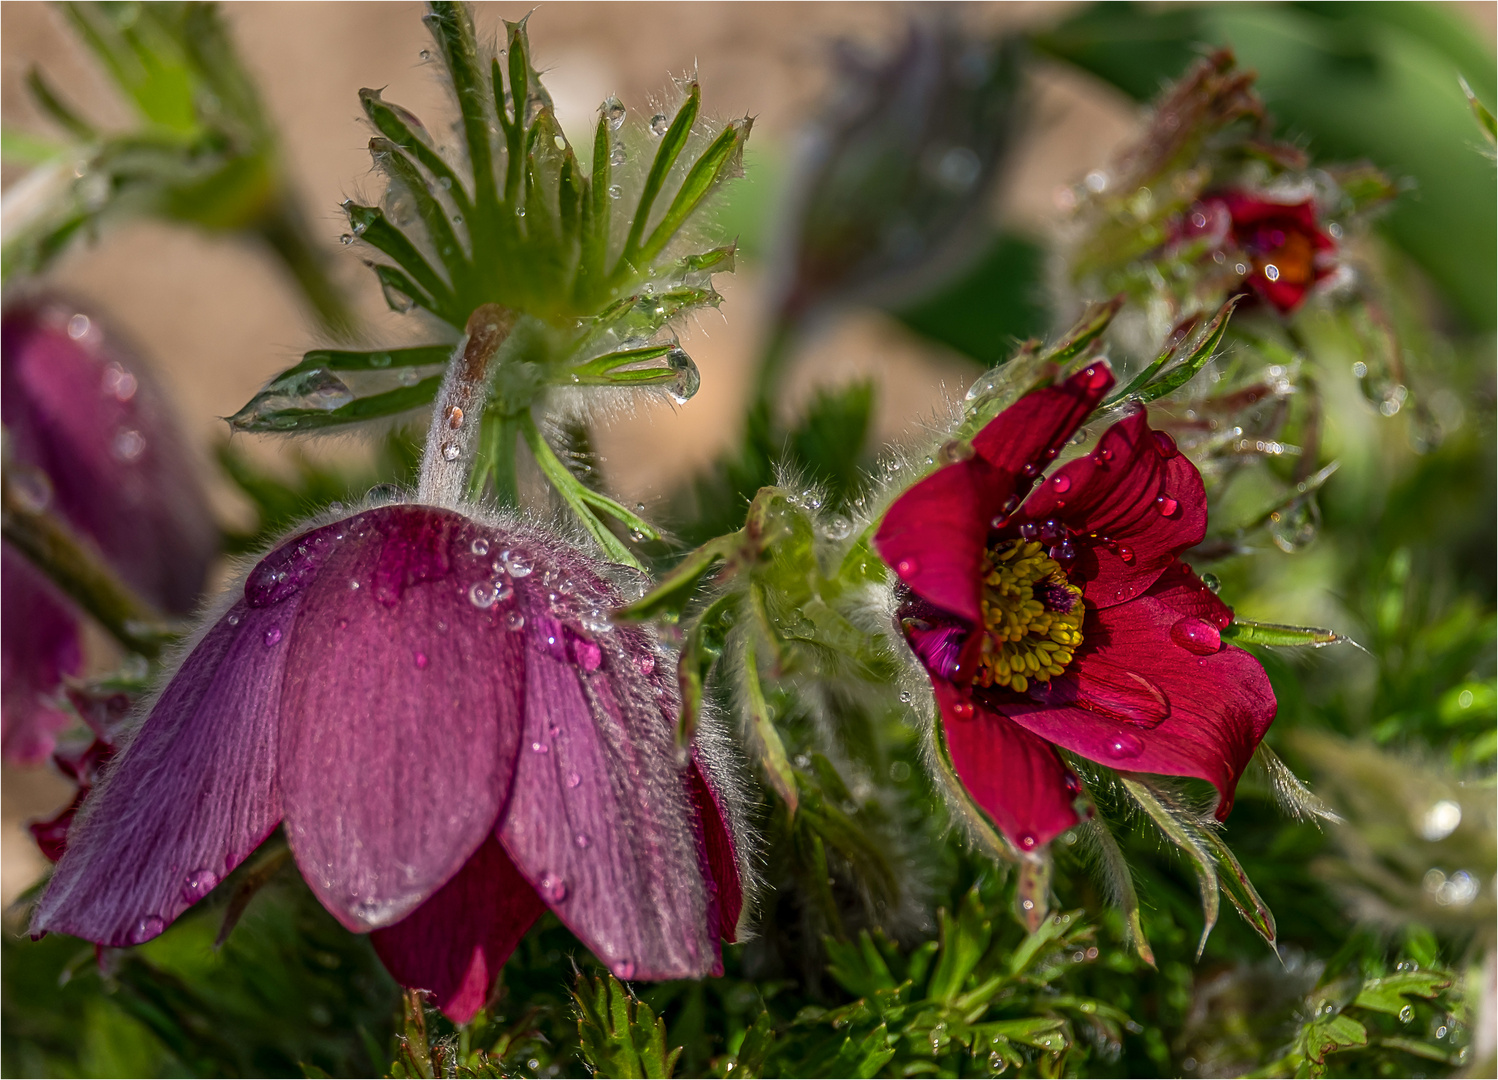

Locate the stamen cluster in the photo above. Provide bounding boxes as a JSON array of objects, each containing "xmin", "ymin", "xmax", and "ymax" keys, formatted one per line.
[{"xmin": 975, "ymin": 539, "xmax": 1083, "ymax": 693}]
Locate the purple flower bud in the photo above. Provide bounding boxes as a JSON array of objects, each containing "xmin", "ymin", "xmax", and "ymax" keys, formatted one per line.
[
  {"xmin": 1, "ymin": 299, "xmax": 217, "ymax": 764},
  {"xmin": 33, "ymin": 501, "xmax": 746, "ymax": 1021}
]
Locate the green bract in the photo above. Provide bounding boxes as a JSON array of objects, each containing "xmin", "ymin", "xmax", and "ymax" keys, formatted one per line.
[{"xmin": 229, "ymin": 2, "xmax": 748, "ymax": 436}]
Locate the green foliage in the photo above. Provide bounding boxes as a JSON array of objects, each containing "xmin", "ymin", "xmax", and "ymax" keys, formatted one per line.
[{"xmin": 575, "ymin": 975, "xmax": 683, "ymax": 1079}]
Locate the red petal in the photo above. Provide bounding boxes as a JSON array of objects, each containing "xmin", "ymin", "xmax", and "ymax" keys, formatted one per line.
[
  {"xmin": 935, "ymin": 680, "xmax": 1080, "ymax": 850},
  {"xmin": 1021, "ymin": 410, "xmax": 1206, "ymax": 608},
  {"xmin": 1006, "ymin": 582, "xmax": 1275, "ymax": 817},
  {"xmin": 876, "ymin": 364, "xmax": 1113, "ymax": 621},
  {"xmin": 688, "ymin": 760, "xmax": 743, "ymax": 947},
  {"xmin": 371, "ymin": 834, "xmax": 546, "ymax": 1024}
]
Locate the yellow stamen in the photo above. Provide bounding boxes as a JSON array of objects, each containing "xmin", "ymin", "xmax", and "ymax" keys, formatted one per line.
[{"xmin": 974, "ymin": 539, "xmax": 1085, "ymax": 691}]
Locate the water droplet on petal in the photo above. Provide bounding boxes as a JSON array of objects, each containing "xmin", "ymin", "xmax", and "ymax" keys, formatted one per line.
[
  {"xmin": 1152, "ymin": 430, "xmax": 1179, "ymax": 458},
  {"xmin": 566, "ymin": 772, "xmax": 582, "ymax": 788},
  {"xmin": 470, "ymin": 581, "xmax": 499, "ymax": 609},
  {"xmin": 1116, "ymin": 545, "xmax": 1134, "ymax": 564},
  {"xmin": 949, "ymin": 699, "xmax": 975, "ymax": 721},
  {"xmin": 414, "ymin": 651, "xmax": 429, "ymax": 669},
  {"xmin": 129, "ymin": 915, "xmax": 166, "ymax": 945},
  {"xmin": 1096, "ymin": 446, "xmax": 1114, "ymax": 465},
  {"xmin": 226, "ymin": 613, "xmax": 241, "ymax": 627},
  {"xmin": 1018, "ymin": 834, "xmax": 1037, "ymax": 850},
  {"xmin": 531, "ymin": 741, "xmax": 549, "ymax": 754},
  {"xmin": 471, "ymin": 537, "xmax": 490, "ymax": 556},
  {"xmin": 507, "ymin": 611, "xmax": 526, "ymax": 631},
  {"xmin": 539, "ymin": 874, "xmax": 568, "ymax": 902},
  {"xmin": 1083, "ymin": 364, "xmax": 1110, "ymax": 390},
  {"xmin": 1051, "ymin": 474, "xmax": 1072, "ymax": 493},
  {"xmin": 1170, "ymin": 618, "xmax": 1220, "ymax": 655},
  {"xmin": 895, "ymin": 557, "xmax": 919, "ymax": 577},
  {"xmin": 182, "ymin": 869, "xmax": 220, "ymax": 902},
  {"xmin": 1105, "ymin": 732, "xmax": 1144, "ymax": 759},
  {"xmin": 502, "ymin": 551, "xmax": 533, "ymax": 577},
  {"xmin": 574, "ymin": 833, "xmax": 591, "ymax": 848},
  {"xmin": 636, "ymin": 655, "xmax": 654, "ymax": 676},
  {"xmin": 263, "ymin": 626, "xmax": 282, "ymax": 647},
  {"xmin": 1155, "ymin": 494, "xmax": 1180, "ymax": 517}
]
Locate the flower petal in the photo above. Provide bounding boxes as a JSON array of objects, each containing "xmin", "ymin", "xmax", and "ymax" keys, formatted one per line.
[
  {"xmin": 1007, "ymin": 580, "xmax": 1274, "ymax": 817},
  {"xmin": 370, "ymin": 834, "xmax": 546, "ymax": 1024},
  {"xmin": 279, "ymin": 507, "xmax": 525, "ymax": 931},
  {"xmin": 32, "ymin": 599, "xmax": 286, "ymax": 946},
  {"xmin": 688, "ymin": 759, "xmax": 743, "ymax": 946},
  {"xmin": 2, "ymin": 546, "xmax": 81, "ymax": 765},
  {"xmin": 1021, "ymin": 410, "xmax": 1206, "ymax": 608},
  {"xmin": 498, "ymin": 607, "xmax": 717, "ymax": 982},
  {"xmin": 876, "ymin": 364, "xmax": 1113, "ymax": 621},
  {"xmin": 935, "ymin": 679, "xmax": 1080, "ymax": 850}
]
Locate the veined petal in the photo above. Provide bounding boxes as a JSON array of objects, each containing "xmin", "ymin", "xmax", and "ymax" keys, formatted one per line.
[
  {"xmin": 935, "ymin": 679, "xmax": 1080, "ymax": 850},
  {"xmin": 371, "ymin": 834, "xmax": 546, "ymax": 1024},
  {"xmin": 1008, "ymin": 578, "xmax": 1275, "ymax": 817},
  {"xmin": 279, "ymin": 506, "xmax": 525, "ymax": 931},
  {"xmin": 498, "ymin": 601, "xmax": 717, "ymax": 982},
  {"xmin": 876, "ymin": 364, "xmax": 1113, "ymax": 621},
  {"xmin": 1021, "ymin": 410, "xmax": 1206, "ymax": 608},
  {"xmin": 32, "ymin": 598, "xmax": 287, "ymax": 946}
]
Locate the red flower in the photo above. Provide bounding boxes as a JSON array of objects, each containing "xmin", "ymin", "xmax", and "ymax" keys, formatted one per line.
[
  {"xmin": 874, "ymin": 364, "xmax": 1275, "ymax": 851},
  {"xmin": 1179, "ymin": 191, "xmax": 1337, "ymax": 314}
]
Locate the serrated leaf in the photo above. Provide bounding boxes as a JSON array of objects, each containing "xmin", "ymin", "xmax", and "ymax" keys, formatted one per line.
[
  {"xmin": 574, "ymin": 974, "xmax": 681, "ymax": 1079},
  {"xmin": 1295, "ymin": 1013, "xmax": 1367, "ymax": 1065},
  {"xmin": 925, "ymin": 889, "xmax": 992, "ymax": 1005}
]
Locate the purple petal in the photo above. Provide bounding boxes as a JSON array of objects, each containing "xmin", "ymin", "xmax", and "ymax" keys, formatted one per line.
[
  {"xmin": 32, "ymin": 598, "xmax": 288, "ymax": 946},
  {"xmin": 278, "ymin": 506, "xmax": 525, "ymax": 931},
  {"xmin": 1, "ymin": 300, "xmax": 216, "ymax": 614},
  {"xmin": 498, "ymin": 596, "xmax": 717, "ymax": 982},
  {"xmin": 371, "ymin": 834, "xmax": 546, "ymax": 1023},
  {"xmin": 2, "ymin": 546, "xmax": 82, "ymax": 765},
  {"xmin": 688, "ymin": 758, "xmax": 743, "ymax": 947}
]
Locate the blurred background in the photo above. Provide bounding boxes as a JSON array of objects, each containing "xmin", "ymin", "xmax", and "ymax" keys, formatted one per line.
[{"xmin": 1, "ymin": 3, "xmax": 1494, "ymax": 1074}]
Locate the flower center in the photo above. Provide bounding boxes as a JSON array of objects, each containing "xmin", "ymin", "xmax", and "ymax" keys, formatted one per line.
[{"xmin": 975, "ymin": 539, "xmax": 1084, "ymax": 693}]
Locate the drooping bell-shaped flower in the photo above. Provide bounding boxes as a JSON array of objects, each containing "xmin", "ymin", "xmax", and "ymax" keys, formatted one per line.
[
  {"xmin": 34, "ymin": 499, "xmax": 747, "ymax": 1022},
  {"xmin": 1, "ymin": 298, "xmax": 216, "ymax": 764},
  {"xmin": 875, "ymin": 363, "xmax": 1276, "ymax": 852}
]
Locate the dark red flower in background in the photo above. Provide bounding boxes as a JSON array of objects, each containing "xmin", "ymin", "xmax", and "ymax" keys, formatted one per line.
[
  {"xmin": 1, "ymin": 299, "xmax": 217, "ymax": 764},
  {"xmin": 875, "ymin": 364, "xmax": 1275, "ymax": 851},
  {"xmin": 1178, "ymin": 191, "xmax": 1337, "ymax": 314}
]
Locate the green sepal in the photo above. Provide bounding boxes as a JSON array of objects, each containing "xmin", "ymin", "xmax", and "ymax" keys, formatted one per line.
[
  {"xmin": 1198, "ymin": 828, "xmax": 1277, "ymax": 947},
  {"xmin": 1118, "ymin": 775, "xmax": 1220, "ymax": 958},
  {"xmin": 343, "ymin": 202, "xmax": 456, "ymax": 318},
  {"xmin": 226, "ymin": 375, "xmax": 443, "ymax": 433},
  {"xmin": 630, "ymin": 118, "xmax": 751, "ymax": 274},
  {"xmin": 359, "ymin": 88, "xmax": 472, "ymax": 218},
  {"xmin": 1460, "ymin": 74, "xmax": 1497, "ymax": 142},
  {"xmin": 370, "ymin": 137, "xmax": 470, "ymax": 283},
  {"xmin": 287, "ymin": 345, "xmax": 455, "ymax": 374},
  {"xmin": 614, "ymin": 536, "xmax": 738, "ymax": 624},
  {"xmin": 675, "ymin": 593, "xmax": 738, "ymax": 750},
  {"xmin": 520, "ymin": 415, "xmax": 651, "ymax": 569},
  {"xmin": 1080, "ymin": 816, "xmax": 1156, "ymax": 966},
  {"xmin": 422, "ymin": 2, "xmax": 497, "ymax": 238}
]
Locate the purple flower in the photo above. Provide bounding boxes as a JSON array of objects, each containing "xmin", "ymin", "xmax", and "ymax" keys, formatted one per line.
[
  {"xmin": 1, "ymin": 298, "xmax": 217, "ymax": 763},
  {"xmin": 33, "ymin": 501, "xmax": 746, "ymax": 1022}
]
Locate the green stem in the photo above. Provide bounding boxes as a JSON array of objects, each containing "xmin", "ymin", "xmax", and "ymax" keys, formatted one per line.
[
  {"xmin": 2, "ymin": 466, "xmax": 174, "ymax": 658},
  {"xmin": 472, "ymin": 413, "xmax": 521, "ymax": 509}
]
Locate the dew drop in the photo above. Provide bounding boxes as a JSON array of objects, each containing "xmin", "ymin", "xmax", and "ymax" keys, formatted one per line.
[
  {"xmin": 649, "ymin": 112, "xmax": 669, "ymax": 136},
  {"xmin": 1155, "ymin": 494, "xmax": 1180, "ymax": 517},
  {"xmin": 414, "ymin": 651, "xmax": 429, "ymax": 669},
  {"xmin": 1083, "ymin": 364, "xmax": 1110, "ymax": 390},
  {"xmin": 1116, "ymin": 545, "xmax": 1135, "ymax": 564},
  {"xmin": 1018, "ymin": 834, "xmax": 1037, "ymax": 851},
  {"xmin": 1095, "ymin": 446, "xmax": 1114, "ymax": 465},
  {"xmin": 1051, "ymin": 474, "xmax": 1072, "ymax": 493},
  {"xmin": 1201, "ymin": 572, "xmax": 1221, "ymax": 594},
  {"xmin": 950, "ymin": 699, "xmax": 975, "ymax": 721},
  {"xmin": 636, "ymin": 655, "xmax": 655, "ymax": 676},
  {"xmin": 616, "ymin": 959, "xmax": 636, "ymax": 979},
  {"xmin": 1105, "ymin": 732, "xmax": 1144, "ymax": 759},
  {"xmin": 502, "ymin": 551, "xmax": 533, "ymax": 577},
  {"xmin": 539, "ymin": 874, "xmax": 568, "ymax": 902},
  {"xmin": 469, "ymin": 581, "xmax": 499, "ymax": 609},
  {"xmin": 566, "ymin": 772, "xmax": 582, "ymax": 789},
  {"xmin": 226, "ymin": 613, "xmax": 241, "ymax": 627},
  {"xmin": 1399, "ymin": 1005, "xmax": 1414, "ymax": 1024},
  {"xmin": 895, "ymin": 557, "xmax": 919, "ymax": 577},
  {"xmin": 608, "ymin": 184, "xmax": 623, "ymax": 199},
  {"xmin": 129, "ymin": 915, "xmax": 165, "ymax": 945},
  {"xmin": 471, "ymin": 537, "xmax": 490, "ymax": 556},
  {"xmin": 573, "ymin": 638, "xmax": 603, "ymax": 672},
  {"xmin": 442, "ymin": 442, "xmax": 461, "ymax": 461},
  {"xmin": 532, "ymin": 741, "xmax": 549, "ymax": 754},
  {"xmin": 574, "ymin": 833, "xmax": 591, "ymax": 848},
  {"xmin": 1152, "ymin": 430, "xmax": 1179, "ymax": 458},
  {"xmin": 182, "ymin": 869, "xmax": 220, "ymax": 901},
  {"xmin": 1170, "ymin": 617, "xmax": 1220, "ymax": 655},
  {"xmin": 348, "ymin": 578, "xmax": 361, "ymax": 591},
  {"xmin": 263, "ymin": 626, "xmax": 282, "ymax": 647},
  {"xmin": 506, "ymin": 611, "xmax": 526, "ymax": 631}
]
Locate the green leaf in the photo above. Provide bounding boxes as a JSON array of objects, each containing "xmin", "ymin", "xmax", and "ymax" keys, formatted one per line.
[
  {"xmin": 634, "ymin": 119, "xmax": 750, "ymax": 271},
  {"xmin": 26, "ymin": 67, "xmax": 98, "ymax": 140},
  {"xmin": 1353, "ymin": 971, "xmax": 1453, "ymax": 1015},
  {"xmin": 1104, "ymin": 294, "xmax": 1240, "ymax": 407},
  {"xmin": 359, "ymin": 88, "xmax": 472, "ymax": 218},
  {"xmin": 1118, "ymin": 775, "xmax": 1220, "ymax": 958},
  {"xmin": 981, "ymin": 1017, "xmax": 1069, "ymax": 1052},
  {"xmin": 290, "ymin": 345, "xmax": 455, "ymax": 374},
  {"xmin": 343, "ymin": 202, "xmax": 456, "ymax": 318},
  {"xmin": 574, "ymin": 974, "xmax": 682, "ymax": 1079},
  {"xmin": 1294, "ymin": 1013, "xmax": 1368, "ymax": 1065},
  {"xmin": 1460, "ymin": 74, "xmax": 1497, "ymax": 142},
  {"xmin": 676, "ymin": 594, "xmax": 737, "ymax": 749},
  {"xmin": 1198, "ymin": 828, "xmax": 1277, "ymax": 947},
  {"xmin": 1080, "ymin": 817, "xmax": 1155, "ymax": 966},
  {"xmin": 423, "ymin": 2, "xmax": 497, "ymax": 237},
  {"xmin": 1224, "ymin": 619, "xmax": 1344, "ymax": 648},
  {"xmin": 925, "ymin": 889, "xmax": 992, "ymax": 1005},
  {"xmin": 742, "ymin": 635, "xmax": 797, "ymax": 812},
  {"xmin": 577, "ymin": 107, "xmax": 614, "ymax": 297},
  {"xmin": 520, "ymin": 416, "xmax": 645, "ymax": 568},
  {"xmin": 621, "ymin": 84, "xmax": 701, "ymax": 267},
  {"xmin": 614, "ymin": 536, "xmax": 738, "ymax": 624},
  {"xmin": 372, "ymin": 137, "xmax": 470, "ymax": 283}
]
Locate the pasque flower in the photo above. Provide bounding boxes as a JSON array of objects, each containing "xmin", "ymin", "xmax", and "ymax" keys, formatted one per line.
[
  {"xmin": 875, "ymin": 363, "xmax": 1275, "ymax": 851},
  {"xmin": 1177, "ymin": 190, "xmax": 1337, "ymax": 315},
  {"xmin": 1, "ymin": 299, "xmax": 216, "ymax": 764},
  {"xmin": 33, "ymin": 500, "xmax": 745, "ymax": 1022}
]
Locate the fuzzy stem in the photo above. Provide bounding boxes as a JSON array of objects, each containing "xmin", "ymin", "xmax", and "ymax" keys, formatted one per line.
[
  {"xmin": 416, "ymin": 304, "xmax": 514, "ymax": 507},
  {"xmin": 1, "ymin": 464, "xmax": 174, "ymax": 658}
]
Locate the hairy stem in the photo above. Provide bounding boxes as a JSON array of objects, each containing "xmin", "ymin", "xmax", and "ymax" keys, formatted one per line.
[{"xmin": 416, "ymin": 304, "xmax": 514, "ymax": 507}]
